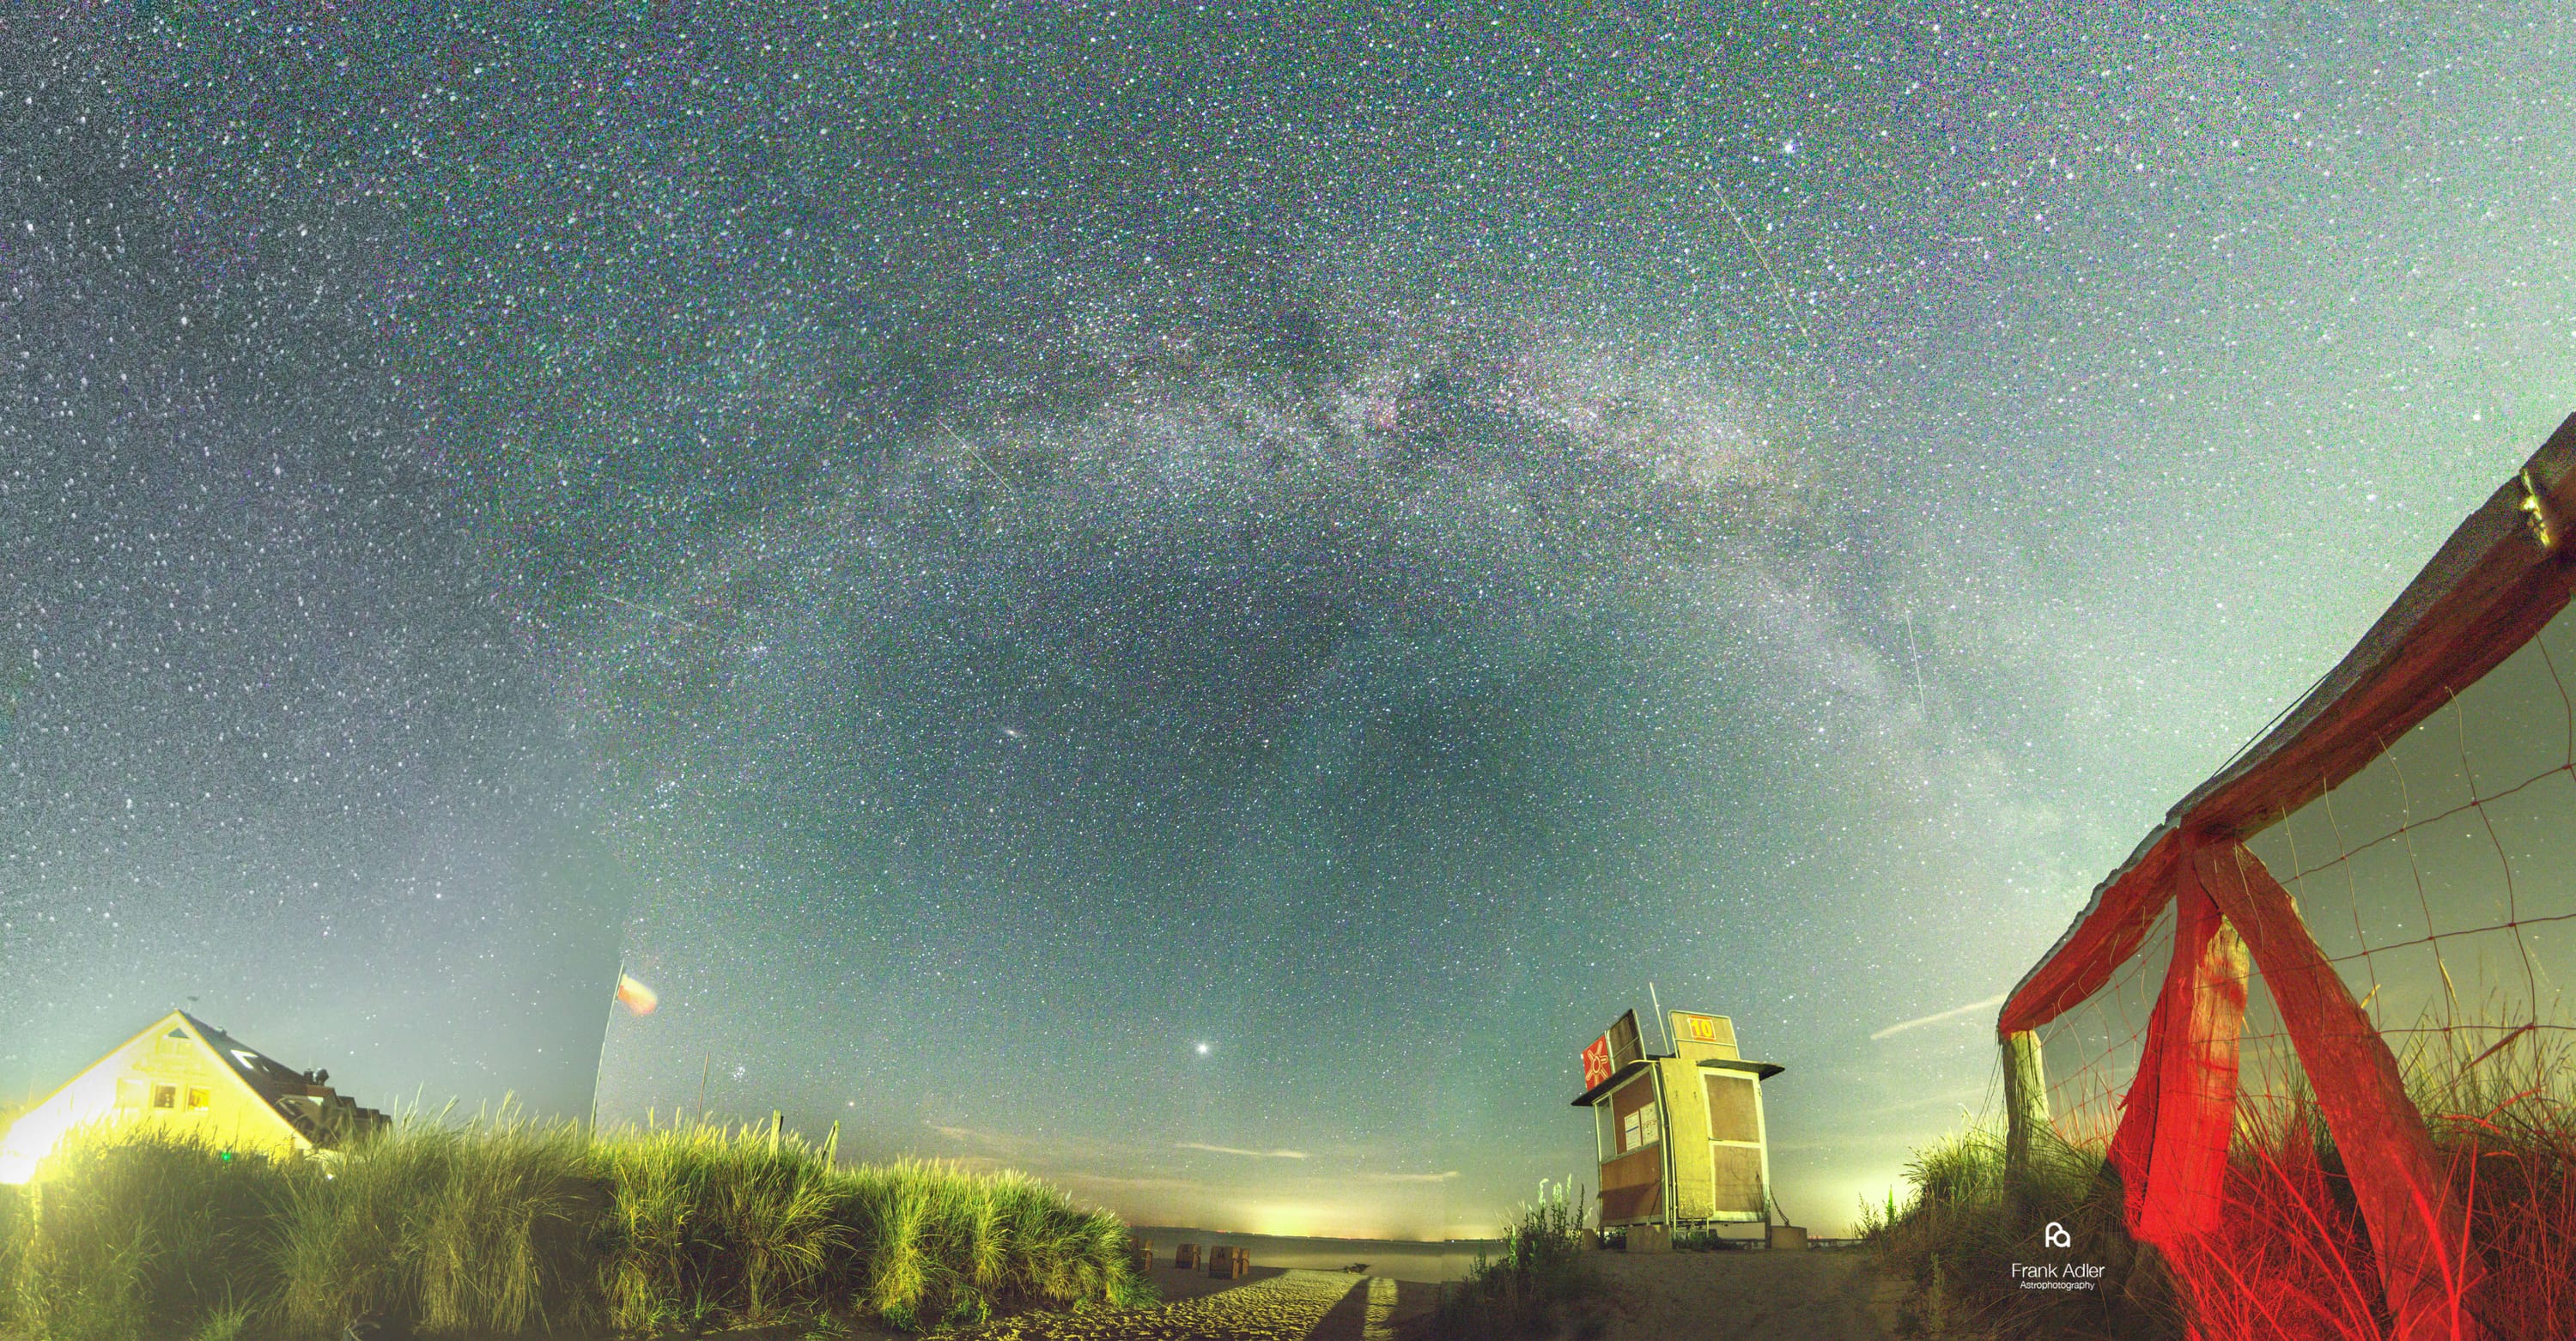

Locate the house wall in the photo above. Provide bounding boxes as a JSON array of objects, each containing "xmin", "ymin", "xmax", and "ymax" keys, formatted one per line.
[
  {"xmin": 1597, "ymin": 1070, "xmax": 1667, "ymax": 1226},
  {"xmin": 1656, "ymin": 1056, "xmax": 1715, "ymax": 1221},
  {"xmin": 1662, "ymin": 1016, "xmax": 1769, "ymax": 1223},
  {"xmin": 1710, "ymin": 1144, "xmax": 1766, "ymax": 1217},
  {"xmin": 1598, "ymin": 1144, "xmax": 1662, "ymax": 1224},
  {"xmin": 1607, "ymin": 1071, "xmax": 1657, "ymax": 1145},
  {"xmin": 0, "ymin": 1017, "xmax": 306, "ymax": 1185}
]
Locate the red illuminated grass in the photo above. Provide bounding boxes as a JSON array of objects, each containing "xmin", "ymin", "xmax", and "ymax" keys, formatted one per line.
[{"xmin": 1873, "ymin": 1023, "xmax": 2576, "ymax": 1340}]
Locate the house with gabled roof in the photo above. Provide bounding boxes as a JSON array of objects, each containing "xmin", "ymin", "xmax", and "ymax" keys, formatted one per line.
[{"xmin": 0, "ymin": 1010, "xmax": 388, "ymax": 1184}]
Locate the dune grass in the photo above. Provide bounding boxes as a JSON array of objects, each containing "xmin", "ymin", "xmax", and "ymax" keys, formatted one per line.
[
  {"xmin": 0, "ymin": 1183, "xmax": 21, "ymax": 1338},
  {"xmin": 5, "ymin": 1124, "xmax": 283, "ymax": 1341},
  {"xmin": 1863, "ymin": 1121, "xmax": 2178, "ymax": 1340},
  {"xmin": 0, "ymin": 1109, "xmax": 1146, "ymax": 1339},
  {"xmin": 2400, "ymin": 1022, "xmax": 2576, "ymax": 1341},
  {"xmin": 271, "ymin": 1107, "xmax": 603, "ymax": 1338},
  {"xmin": 1870, "ymin": 1021, "xmax": 2576, "ymax": 1340},
  {"xmin": 1430, "ymin": 1179, "xmax": 1599, "ymax": 1341}
]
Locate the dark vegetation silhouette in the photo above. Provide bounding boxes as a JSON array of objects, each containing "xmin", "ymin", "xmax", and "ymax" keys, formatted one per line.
[{"xmin": 1429, "ymin": 1180, "xmax": 1601, "ymax": 1341}]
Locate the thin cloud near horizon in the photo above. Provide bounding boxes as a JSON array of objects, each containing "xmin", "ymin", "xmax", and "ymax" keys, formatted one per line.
[{"xmin": 1176, "ymin": 1142, "xmax": 1310, "ymax": 1159}]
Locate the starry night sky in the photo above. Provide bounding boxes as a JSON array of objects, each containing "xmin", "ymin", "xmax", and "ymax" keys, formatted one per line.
[{"xmin": 4, "ymin": 3, "xmax": 2572, "ymax": 1238}]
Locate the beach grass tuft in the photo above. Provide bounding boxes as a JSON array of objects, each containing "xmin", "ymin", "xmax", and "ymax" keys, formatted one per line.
[
  {"xmin": 274, "ymin": 1101, "xmax": 601, "ymax": 1337},
  {"xmin": 0, "ymin": 1107, "xmax": 1141, "ymax": 1338},
  {"xmin": 1431, "ymin": 1178, "xmax": 1598, "ymax": 1340},
  {"xmin": 1873, "ymin": 1012, "xmax": 2576, "ymax": 1340},
  {"xmin": 1864, "ymin": 1120, "xmax": 2175, "ymax": 1340},
  {"xmin": 6, "ymin": 1124, "xmax": 283, "ymax": 1341}
]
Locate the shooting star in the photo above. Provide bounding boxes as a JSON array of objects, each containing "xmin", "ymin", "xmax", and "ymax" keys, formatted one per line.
[
  {"xmin": 1869, "ymin": 992, "xmax": 2008, "ymax": 1041},
  {"xmin": 939, "ymin": 421, "xmax": 1022, "ymax": 502},
  {"xmin": 599, "ymin": 592, "xmax": 709, "ymax": 634}
]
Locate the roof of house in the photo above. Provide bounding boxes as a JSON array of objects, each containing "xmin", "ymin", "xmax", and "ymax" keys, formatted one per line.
[{"xmin": 171, "ymin": 1011, "xmax": 388, "ymax": 1146}]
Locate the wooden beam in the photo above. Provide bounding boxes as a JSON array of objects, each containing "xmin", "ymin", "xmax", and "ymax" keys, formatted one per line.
[
  {"xmin": 2000, "ymin": 830, "xmax": 2179, "ymax": 1035},
  {"xmin": 2000, "ymin": 1029, "xmax": 2048, "ymax": 1205},
  {"xmin": 2188, "ymin": 835, "xmax": 2488, "ymax": 1341},
  {"xmin": 2185, "ymin": 424, "xmax": 2576, "ymax": 835},
  {"xmin": 2105, "ymin": 877, "xmax": 2248, "ymax": 1247}
]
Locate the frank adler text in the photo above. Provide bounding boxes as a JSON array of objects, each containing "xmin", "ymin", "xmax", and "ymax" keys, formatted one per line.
[{"xmin": 2012, "ymin": 1260, "xmax": 2107, "ymax": 1292}]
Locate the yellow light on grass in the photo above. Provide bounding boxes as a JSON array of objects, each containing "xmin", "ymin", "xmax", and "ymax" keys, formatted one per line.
[{"xmin": 0, "ymin": 1106, "xmax": 82, "ymax": 1186}]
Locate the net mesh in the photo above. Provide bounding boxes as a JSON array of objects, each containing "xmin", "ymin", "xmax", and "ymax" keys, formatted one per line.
[
  {"xmin": 2244, "ymin": 602, "xmax": 2576, "ymax": 1063},
  {"xmin": 2030, "ymin": 597, "xmax": 2576, "ymax": 1338},
  {"xmin": 2033, "ymin": 898, "xmax": 2174, "ymax": 1147}
]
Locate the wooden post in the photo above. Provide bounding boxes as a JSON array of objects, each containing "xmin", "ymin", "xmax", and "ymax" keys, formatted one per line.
[
  {"xmin": 768, "ymin": 1109, "xmax": 783, "ymax": 1152},
  {"xmin": 2189, "ymin": 835, "xmax": 2489, "ymax": 1341},
  {"xmin": 2106, "ymin": 877, "xmax": 2249, "ymax": 1246},
  {"xmin": 2000, "ymin": 1029, "xmax": 2048, "ymax": 1192}
]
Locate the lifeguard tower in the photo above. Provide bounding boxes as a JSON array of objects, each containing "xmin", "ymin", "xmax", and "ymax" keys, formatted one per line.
[{"xmin": 1571, "ymin": 1008, "xmax": 1783, "ymax": 1245}]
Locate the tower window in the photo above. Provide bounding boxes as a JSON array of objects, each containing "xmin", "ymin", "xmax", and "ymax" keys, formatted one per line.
[
  {"xmin": 151, "ymin": 1083, "xmax": 178, "ymax": 1109},
  {"xmin": 185, "ymin": 1087, "xmax": 212, "ymax": 1111},
  {"xmin": 1620, "ymin": 1102, "xmax": 1660, "ymax": 1150}
]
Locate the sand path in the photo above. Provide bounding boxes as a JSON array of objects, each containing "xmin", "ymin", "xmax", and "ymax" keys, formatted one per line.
[
  {"xmin": 957, "ymin": 1267, "xmax": 1381, "ymax": 1340},
  {"xmin": 1580, "ymin": 1248, "xmax": 1904, "ymax": 1341},
  {"xmin": 945, "ymin": 1247, "xmax": 1898, "ymax": 1340}
]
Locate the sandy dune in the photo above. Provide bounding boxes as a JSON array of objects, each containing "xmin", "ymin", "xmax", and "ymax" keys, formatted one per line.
[
  {"xmin": 957, "ymin": 1265, "xmax": 1406, "ymax": 1340},
  {"xmin": 938, "ymin": 1246, "xmax": 1898, "ymax": 1341},
  {"xmin": 1580, "ymin": 1248, "xmax": 1904, "ymax": 1341}
]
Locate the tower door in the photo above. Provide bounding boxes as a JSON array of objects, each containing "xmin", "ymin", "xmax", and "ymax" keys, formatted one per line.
[{"xmin": 1704, "ymin": 1072, "xmax": 1766, "ymax": 1217}]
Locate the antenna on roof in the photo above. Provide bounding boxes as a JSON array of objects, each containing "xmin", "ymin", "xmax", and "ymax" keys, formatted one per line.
[{"xmin": 1647, "ymin": 982, "xmax": 1672, "ymax": 1054}]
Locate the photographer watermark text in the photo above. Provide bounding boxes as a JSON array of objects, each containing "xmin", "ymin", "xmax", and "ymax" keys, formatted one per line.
[{"xmin": 2014, "ymin": 1223, "xmax": 2104, "ymax": 1291}]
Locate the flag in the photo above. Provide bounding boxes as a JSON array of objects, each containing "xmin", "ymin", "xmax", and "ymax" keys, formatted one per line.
[
  {"xmin": 1580, "ymin": 1032, "xmax": 1613, "ymax": 1088},
  {"xmin": 616, "ymin": 974, "xmax": 659, "ymax": 1016}
]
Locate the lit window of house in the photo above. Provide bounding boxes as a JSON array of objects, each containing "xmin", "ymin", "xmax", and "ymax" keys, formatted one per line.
[
  {"xmin": 185, "ymin": 1088, "xmax": 212, "ymax": 1111},
  {"xmin": 151, "ymin": 1083, "xmax": 178, "ymax": 1109}
]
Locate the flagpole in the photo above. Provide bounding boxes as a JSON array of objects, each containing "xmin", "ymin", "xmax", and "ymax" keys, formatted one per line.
[{"xmin": 589, "ymin": 956, "xmax": 623, "ymax": 1134}]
